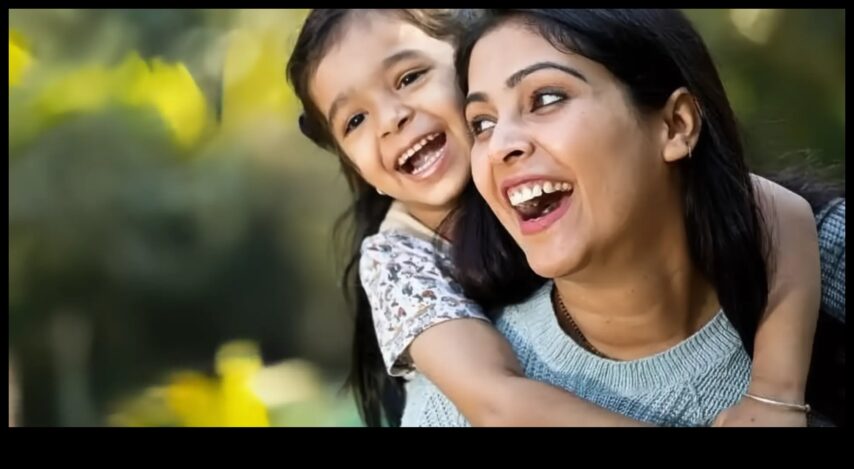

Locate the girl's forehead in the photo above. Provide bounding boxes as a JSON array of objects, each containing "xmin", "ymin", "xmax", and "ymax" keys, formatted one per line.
[{"xmin": 310, "ymin": 19, "xmax": 455, "ymax": 117}]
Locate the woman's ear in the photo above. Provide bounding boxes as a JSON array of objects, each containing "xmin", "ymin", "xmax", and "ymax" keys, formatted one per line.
[{"xmin": 660, "ymin": 87, "xmax": 702, "ymax": 163}]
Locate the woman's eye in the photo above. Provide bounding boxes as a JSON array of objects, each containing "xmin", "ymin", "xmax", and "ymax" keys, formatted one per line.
[
  {"xmin": 532, "ymin": 91, "xmax": 567, "ymax": 111},
  {"xmin": 469, "ymin": 117, "xmax": 496, "ymax": 136}
]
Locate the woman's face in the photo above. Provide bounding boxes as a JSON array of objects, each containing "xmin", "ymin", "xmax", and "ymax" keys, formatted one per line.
[
  {"xmin": 465, "ymin": 21, "xmax": 682, "ymax": 279},
  {"xmin": 310, "ymin": 12, "xmax": 472, "ymax": 217}
]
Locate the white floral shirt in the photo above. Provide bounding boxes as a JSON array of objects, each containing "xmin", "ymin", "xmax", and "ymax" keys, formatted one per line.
[{"xmin": 359, "ymin": 202, "xmax": 489, "ymax": 378}]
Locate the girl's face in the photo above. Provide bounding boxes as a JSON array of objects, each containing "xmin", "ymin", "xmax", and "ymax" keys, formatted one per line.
[{"xmin": 310, "ymin": 12, "xmax": 472, "ymax": 221}]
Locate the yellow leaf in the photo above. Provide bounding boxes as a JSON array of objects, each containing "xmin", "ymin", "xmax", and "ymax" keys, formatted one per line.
[
  {"xmin": 35, "ymin": 65, "xmax": 115, "ymax": 117},
  {"xmin": 145, "ymin": 59, "xmax": 211, "ymax": 149},
  {"xmin": 116, "ymin": 53, "xmax": 211, "ymax": 149},
  {"xmin": 112, "ymin": 340, "xmax": 272, "ymax": 427},
  {"xmin": 216, "ymin": 341, "xmax": 270, "ymax": 427},
  {"xmin": 9, "ymin": 30, "xmax": 33, "ymax": 87},
  {"xmin": 164, "ymin": 371, "xmax": 221, "ymax": 427},
  {"xmin": 220, "ymin": 28, "xmax": 299, "ymax": 133},
  {"xmin": 30, "ymin": 52, "xmax": 211, "ymax": 150}
]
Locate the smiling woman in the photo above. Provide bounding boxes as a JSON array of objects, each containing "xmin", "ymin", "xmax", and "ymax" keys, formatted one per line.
[{"xmin": 437, "ymin": 8, "xmax": 844, "ymax": 427}]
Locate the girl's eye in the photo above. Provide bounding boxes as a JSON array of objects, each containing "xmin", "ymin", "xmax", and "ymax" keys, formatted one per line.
[
  {"xmin": 397, "ymin": 69, "xmax": 428, "ymax": 89},
  {"xmin": 344, "ymin": 113, "xmax": 365, "ymax": 135}
]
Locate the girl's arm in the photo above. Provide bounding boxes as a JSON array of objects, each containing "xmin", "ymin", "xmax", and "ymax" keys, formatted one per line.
[
  {"xmin": 361, "ymin": 232, "xmax": 649, "ymax": 426},
  {"xmin": 715, "ymin": 175, "xmax": 820, "ymax": 426}
]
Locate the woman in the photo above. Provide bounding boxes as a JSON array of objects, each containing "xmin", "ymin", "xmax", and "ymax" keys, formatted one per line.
[{"xmin": 398, "ymin": 8, "xmax": 841, "ymax": 426}]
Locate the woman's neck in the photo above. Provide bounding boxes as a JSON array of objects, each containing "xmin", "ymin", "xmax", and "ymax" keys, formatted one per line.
[{"xmin": 555, "ymin": 227, "xmax": 720, "ymax": 361}]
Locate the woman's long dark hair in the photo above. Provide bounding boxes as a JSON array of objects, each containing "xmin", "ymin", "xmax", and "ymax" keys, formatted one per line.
[
  {"xmin": 286, "ymin": 9, "xmax": 480, "ymax": 427},
  {"xmin": 452, "ymin": 9, "xmax": 770, "ymax": 357}
]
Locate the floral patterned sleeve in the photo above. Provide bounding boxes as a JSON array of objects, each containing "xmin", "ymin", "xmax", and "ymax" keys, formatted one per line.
[{"xmin": 359, "ymin": 230, "xmax": 490, "ymax": 377}]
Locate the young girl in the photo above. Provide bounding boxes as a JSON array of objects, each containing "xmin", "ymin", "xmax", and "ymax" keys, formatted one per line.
[{"xmin": 287, "ymin": 9, "xmax": 838, "ymax": 426}]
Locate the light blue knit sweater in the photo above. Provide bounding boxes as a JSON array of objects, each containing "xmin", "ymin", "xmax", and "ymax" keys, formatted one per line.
[{"xmin": 401, "ymin": 283, "xmax": 751, "ymax": 427}]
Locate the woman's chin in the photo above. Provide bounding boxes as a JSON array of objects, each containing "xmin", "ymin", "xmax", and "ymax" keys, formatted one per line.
[{"xmin": 526, "ymin": 251, "xmax": 584, "ymax": 280}]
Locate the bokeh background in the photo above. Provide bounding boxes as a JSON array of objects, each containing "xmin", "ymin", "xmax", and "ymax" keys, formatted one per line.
[{"xmin": 8, "ymin": 9, "xmax": 845, "ymax": 427}]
